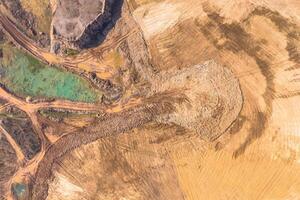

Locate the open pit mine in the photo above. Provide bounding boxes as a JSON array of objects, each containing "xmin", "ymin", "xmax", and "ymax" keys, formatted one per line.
[{"xmin": 0, "ymin": 0, "xmax": 300, "ymax": 199}]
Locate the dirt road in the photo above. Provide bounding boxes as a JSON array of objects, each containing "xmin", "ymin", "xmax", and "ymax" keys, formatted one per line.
[
  {"xmin": 0, "ymin": 78, "xmax": 185, "ymax": 200},
  {"xmin": 0, "ymin": 13, "xmax": 118, "ymax": 79},
  {"xmin": 0, "ymin": 3, "xmax": 165, "ymax": 200}
]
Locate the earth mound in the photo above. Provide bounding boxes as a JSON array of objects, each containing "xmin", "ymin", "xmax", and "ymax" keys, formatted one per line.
[{"xmin": 153, "ymin": 60, "xmax": 243, "ymax": 140}]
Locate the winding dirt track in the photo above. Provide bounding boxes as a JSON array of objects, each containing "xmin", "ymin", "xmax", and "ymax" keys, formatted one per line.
[
  {"xmin": 0, "ymin": 9, "xmax": 153, "ymax": 199},
  {"xmin": 0, "ymin": 82, "xmax": 157, "ymax": 200},
  {"xmin": 0, "ymin": 13, "xmax": 118, "ymax": 79},
  {"xmin": 0, "ymin": 2, "xmax": 195, "ymax": 198},
  {"xmin": 0, "ymin": 43, "xmax": 180, "ymax": 200},
  {"xmin": 0, "ymin": 85, "xmax": 181, "ymax": 200},
  {"xmin": 0, "ymin": 85, "xmax": 143, "ymax": 114}
]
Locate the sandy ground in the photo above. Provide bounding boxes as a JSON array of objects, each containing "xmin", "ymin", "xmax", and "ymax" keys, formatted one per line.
[{"xmin": 44, "ymin": 0, "xmax": 300, "ymax": 199}]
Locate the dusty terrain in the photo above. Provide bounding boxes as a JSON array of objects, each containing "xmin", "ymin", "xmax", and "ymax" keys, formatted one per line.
[
  {"xmin": 51, "ymin": 0, "xmax": 114, "ymax": 51},
  {"xmin": 52, "ymin": 0, "xmax": 106, "ymax": 41},
  {"xmin": 0, "ymin": 0, "xmax": 300, "ymax": 200}
]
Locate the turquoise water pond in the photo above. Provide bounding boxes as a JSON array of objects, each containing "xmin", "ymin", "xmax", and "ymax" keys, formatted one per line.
[{"xmin": 0, "ymin": 43, "xmax": 100, "ymax": 103}]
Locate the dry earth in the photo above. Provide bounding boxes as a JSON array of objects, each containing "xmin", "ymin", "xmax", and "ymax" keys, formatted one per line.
[
  {"xmin": 47, "ymin": 0, "xmax": 300, "ymax": 199},
  {"xmin": 0, "ymin": 0, "xmax": 300, "ymax": 199}
]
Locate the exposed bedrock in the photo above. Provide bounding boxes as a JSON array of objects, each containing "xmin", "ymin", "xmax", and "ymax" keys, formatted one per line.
[{"xmin": 51, "ymin": 0, "xmax": 117, "ymax": 52}]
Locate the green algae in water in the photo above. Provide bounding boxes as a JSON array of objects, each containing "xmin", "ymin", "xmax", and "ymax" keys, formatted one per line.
[{"xmin": 0, "ymin": 44, "xmax": 100, "ymax": 103}]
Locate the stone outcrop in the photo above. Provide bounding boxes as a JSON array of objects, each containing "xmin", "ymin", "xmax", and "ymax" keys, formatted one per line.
[{"xmin": 51, "ymin": 0, "xmax": 114, "ymax": 53}]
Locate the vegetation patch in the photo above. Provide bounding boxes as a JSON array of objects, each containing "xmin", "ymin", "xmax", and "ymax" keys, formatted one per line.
[
  {"xmin": 64, "ymin": 48, "xmax": 80, "ymax": 56},
  {"xmin": 20, "ymin": 0, "xmax": 52, "ymax": 34}
]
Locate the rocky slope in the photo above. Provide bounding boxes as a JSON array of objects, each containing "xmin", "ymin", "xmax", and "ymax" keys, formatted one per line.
[{"xmin": 51, "ymin": 0, "xmax": 115, "ymax": 53}]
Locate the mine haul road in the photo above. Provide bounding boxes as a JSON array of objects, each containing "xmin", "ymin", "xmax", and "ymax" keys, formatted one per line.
[
  {"xmin": 0, "ymin": 80, "xmax": 180, "ymax": 200},
  {"xmin": 0, "ymin": 12, "xmax": 126, "ymax": 79},
  {"xmin": 0, "ymin": 11, "xmax": 168, "ymax": 200}
]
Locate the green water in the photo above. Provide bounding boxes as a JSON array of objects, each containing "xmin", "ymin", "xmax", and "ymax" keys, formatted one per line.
[
  {"xmin": 0, "ymin": 43, "xmax": 100, "ymax": 103},
  {"xmin": 12, "ymin": 183, "xmax": 26, "ymax": 197}
]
